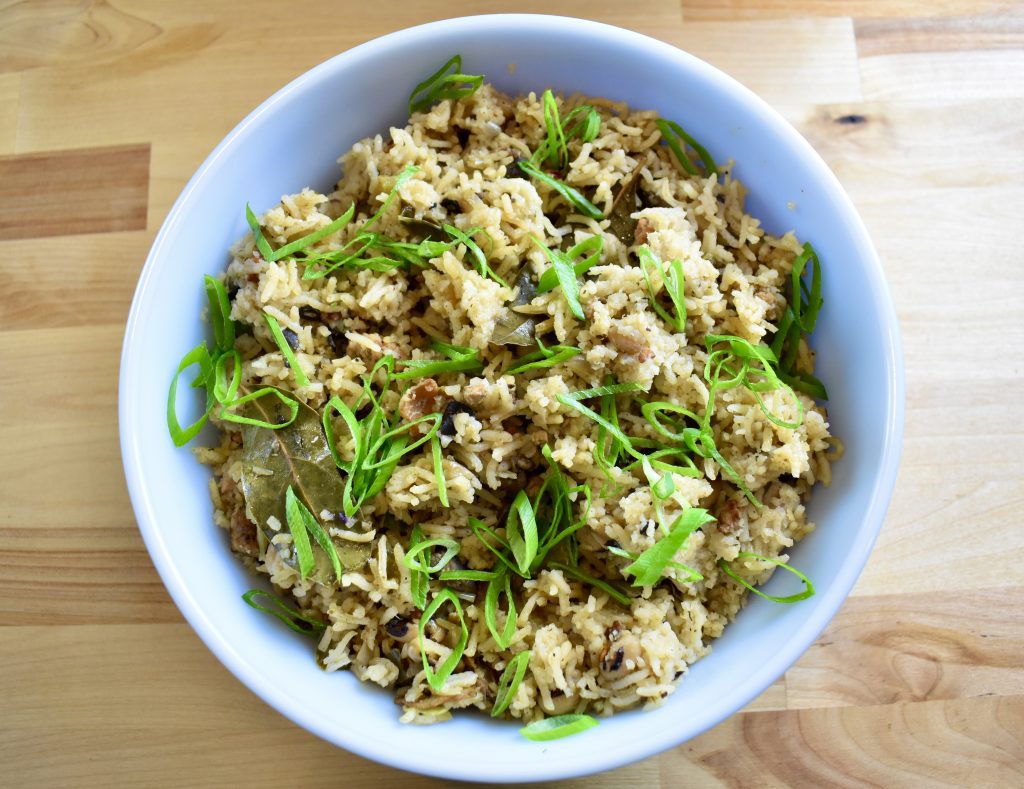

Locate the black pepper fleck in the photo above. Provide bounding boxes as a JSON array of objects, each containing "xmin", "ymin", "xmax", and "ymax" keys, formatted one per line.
[
  {"xmin": 327, "ymin": 327, "xmax": 348, "ymax": 357},
  {"xmin": 439, "ymin": 400, "xmax": 475, "ymax": 437},
  {"xmin": 299, "ymin": 306, "xmax": 323, "ymax": 322},
  {"xmin": 836, "ymin": 113, "xmax": 867, "ymax": 125},
  {"xmin": 282, "ymin": 328, "xmax": 299, "ymax": 350},
  {"xmin": 441, "ymin": 198, "xmax": 461, "ymax": 214}
]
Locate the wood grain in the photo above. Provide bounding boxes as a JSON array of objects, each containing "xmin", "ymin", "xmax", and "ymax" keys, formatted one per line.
[
  {"xmin": 0, "ymin": 144, "xmax": 149, "ymax": 240},
  {"xmin": 1, "ymin": 1, "xmax": 1022, "ymax": 786}
]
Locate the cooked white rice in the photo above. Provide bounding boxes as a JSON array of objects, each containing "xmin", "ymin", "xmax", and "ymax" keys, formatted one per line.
[{"xmin": 198, "ymin": 82, "xmax": 839, "ymax": 725}]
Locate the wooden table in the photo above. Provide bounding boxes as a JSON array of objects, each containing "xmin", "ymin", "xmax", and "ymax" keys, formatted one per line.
[{"xmin": 2, "ymin": 2, "xmax": 1022, "ymax": 786}]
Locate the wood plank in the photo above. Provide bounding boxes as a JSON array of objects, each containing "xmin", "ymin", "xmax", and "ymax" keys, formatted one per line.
[
  {"xmin": 664, "ymin": 695, "xmax": 1024, "ymax": 787},
  {"xmin": 796, "ymin": 99, "xmax": 1024, "ymax": 189},
  {"xmin": 0, "ymin": 144, "xmax": 149, "ymax": 240},
  {"xmin": 664, "ymin": 17, "xmax": 862, "ymax": 111},
  {"xmin": 787, "ymin": 588, "xmax": 1024, "ymax": 709},
  {"xmin": 0, "ymin": 72, "xmax": 18, "ymax": 153},
  {"xmin": 0, "ymin": 326, "xmax": 120, "ymax": 427},
  {"xmin": 0, "ymin": 232, "xmax": 150, "ymax": 330},
  {"xmin": 859, "ymin": 49, "xmax": 1024, "ymax": 102},
  {"xmin": 680, "ymin": 1, "xmax": 1020, "ymax": 19},
  {"xmin": 856, "ymin": 13, "xmax": 1024, "ymax": 57}
]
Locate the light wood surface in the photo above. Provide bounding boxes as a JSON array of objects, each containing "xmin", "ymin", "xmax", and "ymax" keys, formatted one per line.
[{"xmin": 1, "ymin": 1, "xmax": 1022, "ymax": 786}]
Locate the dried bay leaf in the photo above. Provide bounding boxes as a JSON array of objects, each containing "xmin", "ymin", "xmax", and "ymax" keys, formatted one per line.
[
  {"xmin": 607, "ymin": 165, "xmax": 643, "ymax": 245},
  {"xmin": 237, "ymin": 385, "xmax": 370, "ymax": 577},
  {"xmin": 490, "ymin": 266, "xmax": 539, "ymax": 346}
]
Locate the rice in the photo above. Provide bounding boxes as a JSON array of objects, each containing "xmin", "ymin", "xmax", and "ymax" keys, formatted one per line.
[{"xmin": 199, "ymin": 82, "xmax": 839, "ymax": 724}]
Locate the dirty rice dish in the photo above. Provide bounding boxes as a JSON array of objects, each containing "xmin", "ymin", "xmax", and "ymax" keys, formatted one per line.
[{"xmin": 172, "ymin": 66, "xmax": 838, "ymax": 733}]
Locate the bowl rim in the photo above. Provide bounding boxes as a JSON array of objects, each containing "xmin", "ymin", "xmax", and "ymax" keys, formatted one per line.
[{"xmin": 119, "ymin": 12, "xmax": 904, "ymax": 783}]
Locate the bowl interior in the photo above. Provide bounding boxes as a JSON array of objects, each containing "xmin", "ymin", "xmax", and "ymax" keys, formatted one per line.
[{"xmin": 120, "ymin": 14, "xmax": 902, "ymax": 783}]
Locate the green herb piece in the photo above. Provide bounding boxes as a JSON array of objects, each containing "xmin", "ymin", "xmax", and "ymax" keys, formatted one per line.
[
  {"xmin": 469, "ymin": 517, "xmax": 521, "ymax": 578},
  {"xmin": 241, "ymin": 589, "xmax": 325, "ymax": 635},
  {"xmin": 484, "ymin": 569, "xmax": 517, "ymax": 649},
  {"xmin": 769, "ymin": 242, "xmax": 827, "ymax": 399},
  {"xmin": 167, "ymin": 343, "xmax": 215, "ymax": 447},
  {"xmin": 219, "ymin": 385, "xmax": 300, "ymax": 429},
  {"xmin": 505, "ymin": 338, "xmax": 582, "ymax": 375},
  {"xmin": 245, "ymin": 203, "xmax": 275, "ymax": 260},
  {"xmin": 518, "ymin": 160, "xmax": 603, "ymax": 220},
  {"xmin": 212, "ymin": 349, "xmax": 242, "ymax": 405},
  {"xmin": 419, "ymin": 588, "xmax": 470, "ymax": 691},
  {"xmin": 408, "ymin": 525, "xmax": 429, "ymax": 610},
  {"xmin": 439, "ymin": 569, "xmax": 497, "ymax": 583},
  {"xmin": 549, "ymin": 561, "xmax": 631, "ymax": 606},
  {"xmin": 403, "ymin": 537, "xmax": 460, "ymax": 573},
  {"xmin": 443, "ymin": 223, "xmax": 507, "ymax": 287},
  {"xmin": 562, "ymin": 381, "xmax": 646, "ymax": 401},
  {"xmin": 655, "ymin": 118, "xmax": 717, "ymax": 177},
  {"xmin": 622, "ymin": 507, "xmax": 713, "ymax": 586},
  {"xmin": 491, "ymin": 650, "xmax": 531, "ymax": 717},
  {"xmin": 532, "ymin": 90, "xmax": 602, "ymax": 171},
  {"xmin": 266, "ymin": 203, "xmax": 356, "ymax": 262},
  {"xmin": 262, "ymin": 311, "xmax": 310, "ymax": 387},
  {"xmin": 557, "ymin": 394, "xmax": 637, "ymax": 458},
  {"xmin": 363, "ymin": 164, "xmax": 420, "ymax": 232},
  {"xmin": 204, "ymin": 275, "xmax": 235, "ymax": 352},
  {"xmin": 409, "ymin": 54, "xmax": 484, "ymax": 115},
  {"xmin": 531, "ymin": 234, "xmax": 583, "ymax": 320},
  {"xmin": 637, "ymin": 246, "xmax": 686, "ymax": 333},
  {"xmin": 520, "ymin": 714, "xmax": 598, "ymax": 741},
  {"xmin": 395, "ymin": 340, "xmax": 483, "ymax": 380},
  {"xmin": 506, "ymin": 490, "xmax": 539, "ymax": 576},
  {"xmin": 283, "ymin": 485, "xmax": 316, "ymax": 578},
  {"xmin": 285, "ymin": 485, "xmax": 344, "ymax": 582},
  {"xmin": 536, "ymin": 236, "xmax": 603, "ymax": 294},
  {"xmin": 718, "ymin": 551, "xmax": 815, "ymax": 603},
  {"xmin": 431, "ymin": 433, "xmax": 449, "ymax": 508}
]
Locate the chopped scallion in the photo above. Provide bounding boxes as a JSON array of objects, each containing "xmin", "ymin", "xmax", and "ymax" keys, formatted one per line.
[
  {"xmin": 262, "ymin": 311, "xmax": 310, "ymax": 387},
  {"xmin": 491, "ymin": 650, "xmax": 531, "ymax": 717},
  {"xmin": 520, "ymin": 714, "xmax": 598, "ymax": 741},
  {"xmin": 718, "ymin": 551, "xmax": 815, "ymax": 603},
  {"xmin": 241, "ymin": 589, "xmax": 325, "ymax": 635},
  {"xmin": 655, "ymin": 118, "xmax": 717, "ymax": 177},
  {"xmin": 419, "ymin": 588, "xmax": 469, "ymax": 691},
  {"xmin": 518, "ymin": 160, "xmax": 603, "ymax": 220},
  {"xmin": 408, "ymin": 54, "xmax": 483, "ymax": 115}
]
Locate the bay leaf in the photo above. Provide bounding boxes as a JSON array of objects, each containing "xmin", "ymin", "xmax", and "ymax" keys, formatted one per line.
[
  {"xmin": 490, "ymin": 266, "xmax": 538, "ymax": 346},
  {"xmin": 237, "ymin": 385, "xmax": 370, "ymax": 578},
  {"xmin": 607, "ymin": 165, "xmax": 643, "ymax": 245},
  {"xmin": 399, "ymin": 214, "xmax": 449, "ymax": 242}
]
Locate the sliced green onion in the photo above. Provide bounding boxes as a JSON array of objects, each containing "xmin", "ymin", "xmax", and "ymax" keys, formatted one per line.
[
  {"xmin": 443, "ymin": 224, "xmax": 507, "ymax": 287},
  {"xmin": 520, "ymin": 714, "xmax": 598, "ymax": 741},
  {"xmin": 363, "ymin": 164, "xmax": 420, "ymax": 232},
  {"xmin": 623, "ymin": 508, "xmax": 714, "ymax": 586},
  {"xmin": 718, "ymin": 551, "xmax": 815, "ymax": 603},
  {"xmin": 536, "ymin": 236, "xmax": 603, "ymax": 294},
  {"xmin": 519, "ymin": 160, "xmax": 603, "ymax": 221},
  {"xmin": 506, "ymin": 490, "xmax": 539, "ymax": 576},
  {"xmin": 241, "ymin": 589, "xmax": 325, "ymax": 635},
  {"xmin": 395, "ymin": 340, "xmax": 483, "ymax": 380},
  {"xmin": 531, "ymin": 234, "xmax": 584, "ymax": 320},
  {"xmin": 284, "ymin": 485, "xmax": 316, "ymax": 579},
  {"xmin": 469, "ymin": 517, "xmax": 522, "ymax": 578},
  {"xmin": 262, "ymin": 311, "xmax": 309, "ymax": 387},
  {"xmin": 549, "ymin": 561, "xmax": 631, "ymax": 606},
  {"xmin": 419, "ymin": 588, "xmax": 469, "ymax": 691},
  {"xmin": 403, "ymin": 537, "xmax": 460, "ymax": 573},
  {"xmin": 204, "ymin": 275, "xmax": 235, "ymax": 352},
  {"xmin": 491, "ymin": 650, "xmax": 531, "ymax": 717},
  {"xmin": 505, "ymin": 340, "xmax": 581, "ymax": 375},
  {"xmin": 266, "ymin": 203, "xmax": 356, "ymax": 262},
  {"xmin": 408, "ymin": 54, "xmax": 483, "ymax": 115},
  {"xmin": 439, "ymin": 569, "xmax": 496, "ymax": 582},
  {"xmin": 431, "ymin": 433, "xmax": 449, "ymax": 508},
  {"xmin": 212, "ymin": 349, "xmax": 241, "ymax": 405},
  {"xmin": 287, "ymin": 485, "xmax": 343, "ymax": 582},
  {"xmin": 167, "ymin": 343, "xmax": 214, "ymax": 447},
  {"xmin": 484, "ymin": 569, "xmax": 517, "ymax": 649},
  {"xmin": 562, "ymin": 381, "xmax": 646, "ymax": 400},
  {"xmin": 218, "ymin": 386, "xmax": 299, "ymax": 429},
  {"xmin": 637, "ymin": 246, "xmax": 686, "ymax": 333},
  {"xmin": 557, "ymin": 394, "xmax": 638, "ymax": 460},
  {"xmin": 408, "ymin": 525, "xmax": 429, "ymax": 610},
  {"xmin": 245, "ymin": 203, "xmax": 275, "ymax": 260},
  {"xmin": 655, "ymin": 118, "xmax": 717, "ymax": 176}
]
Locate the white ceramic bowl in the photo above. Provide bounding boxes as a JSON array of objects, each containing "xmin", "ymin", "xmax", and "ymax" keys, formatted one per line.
[{"xmin": 120, "ymin": 14, "xmax": 903, "ymax": 783}]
